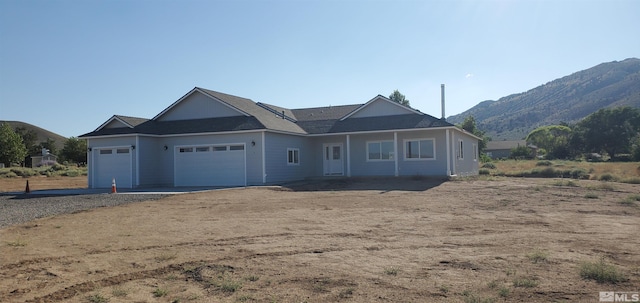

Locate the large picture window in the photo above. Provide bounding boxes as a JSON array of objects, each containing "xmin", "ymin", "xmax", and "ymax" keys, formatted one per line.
[
  {"xmin": 404, "ymin": 139, "xmax": 435, "ymax": 160},
  {"xmin": 367, "ymin": 141, "xmax": 394, "ymax": 161},
  {"xmin": 287, "ymin": 148, "xmax": 300, "ymax": 165}
]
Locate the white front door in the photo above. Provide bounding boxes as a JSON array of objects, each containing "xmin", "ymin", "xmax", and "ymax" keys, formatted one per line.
[{"xmin": 323, "ymin": 143, "xmax": 344, "ymax": 175}]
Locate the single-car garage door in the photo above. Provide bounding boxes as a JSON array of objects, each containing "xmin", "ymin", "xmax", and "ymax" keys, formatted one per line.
[
  {"xmin": 95, "ymin": 147, "xmax": 132, "ymax": 188},
  {"xmin": 174, "ymin": 144, "xmax": 246, "ymax": 187}
]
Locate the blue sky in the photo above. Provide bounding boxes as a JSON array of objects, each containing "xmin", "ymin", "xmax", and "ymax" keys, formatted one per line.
[{"xmin": 1, "ymin": 0, "xmax": 638, "ymax": 138}]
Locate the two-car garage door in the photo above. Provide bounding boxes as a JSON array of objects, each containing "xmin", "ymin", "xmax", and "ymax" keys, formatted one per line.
[{"xmin": 174, "ymin": 144, "xmax": 246, "ymax": 187}]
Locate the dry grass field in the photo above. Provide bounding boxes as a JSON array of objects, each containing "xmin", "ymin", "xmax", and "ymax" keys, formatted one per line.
[{"xmin": 1, "ymin": 177, "xmax": 639, "ymax": 303}]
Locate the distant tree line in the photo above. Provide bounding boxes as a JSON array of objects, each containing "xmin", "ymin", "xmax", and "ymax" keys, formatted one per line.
[
  {"xmin": 0, "ymin": 122, "xmax": 87, "ymax": 167},
  {"xmin": 462, "ymin": 107, "xmax": 640, "ymax": 161}
]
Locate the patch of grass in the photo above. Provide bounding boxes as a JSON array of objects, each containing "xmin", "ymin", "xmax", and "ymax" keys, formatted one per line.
[
  {"xmin": 237, "ymin": 295, "xmax": 254, "ymax": 302},
  {"xmin": 383, "ymin": 267, "xmax": 399, "ymax": 276},
  {"xmin": 482, "ymin": 162, "xmax": 497, "ymax": 169},
  {"xmin": 216, "ymin": 278, "xmax": 243, "ymax": 293},
  {"xmin": 599, "ymin": 173, "xmax": 618, "ymax": 182},
  {"xmin": 245, "ymin": 275, "xmax": 259, "ymax": 282},
  {"xmin": 439, "ymin": 285, "xmax": 450, "ymax": 294},
  {"xmin": 588, "ymin": 182, "xmax": 616, "ymax": 191},
  {"xmin": 487, "ymin": 280, "xmax": 499, "ymax": 289},
  {"xmin": 111, "ymin": 287, "xmax": 128, "ymax": 297},
  {"xmin": 584, "ymin": 193, "xmax": 599, "ymax": 199},
  {"xmin": 479, "ymin": 169, "xmax": 491, "ymax": 175},
  {"xmin": 526, "ymin": 249, "xmax": 549, "ymax": 263},
  {"xmin": 6, "ymin": 239, "xmax": 27, "ymax": 247},
  {"xmin": 462, "ymin": 292, "xmax": 496, "ymax": 303},
  {"xmin": 498, "ymin": 287, "xmax": 510, "ymax": 298},
  {"xmin": 504, "ymin": 268, "xmax": 516, "ymax": 276},
  {"xmin": 580, "ymin": 257, "xmax": 627, "ymax": 283},
  {"xmin": 621, "ymin": 177, "xmax": 640, "ymax": 184},
  {"xmin": 86, "ymin": 293, "xmax": 109, "ymax": 303},
  {"xmin": 513, "ymin": 276, "xmax": 539, "ymax": 288},
  {"xmin": 536, "ymin": 160, "xmax": 553, "ymax": 166},
  {"xmin": 551, "ymin": 179, "xmax": 578, "ymax": 187},
  {"xmin": 152, "ymin": 288, "xmax": 168, "ymax": 297}
]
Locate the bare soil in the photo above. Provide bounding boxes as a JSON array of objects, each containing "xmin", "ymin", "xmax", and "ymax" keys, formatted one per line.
[
  {"xmin": 0, "ymin": 176, "xmax": 87, "ymax": 193},
  {"xmin": 1, "ymin": 177, "xmax": 639, "ymax": 303}
]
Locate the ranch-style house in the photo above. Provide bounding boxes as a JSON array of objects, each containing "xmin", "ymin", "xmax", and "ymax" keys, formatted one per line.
[{"xmin": 80, "ymin": 87, "xmax": 480, "ymax": 188}]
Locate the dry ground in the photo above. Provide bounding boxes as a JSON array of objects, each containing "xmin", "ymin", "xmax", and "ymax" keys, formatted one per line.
[
  {"xmin": 1, "ymin": 177, "xmax": 639, "ymax": 303},
  {"xmin": 0, "ymin": 176, "xmax": 87, "ymax": 193}
]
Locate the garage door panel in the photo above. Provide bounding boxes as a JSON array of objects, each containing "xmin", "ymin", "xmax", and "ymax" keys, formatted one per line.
[
  {"xmin": 175, "ymin": 145, "xmax": 245, "ymax": 187},
  {"xmin": 95, "ymin": 148, "xmax": 132, "ymax": 188}
]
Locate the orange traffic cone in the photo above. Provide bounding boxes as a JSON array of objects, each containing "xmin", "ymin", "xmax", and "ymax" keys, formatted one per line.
[
  {"xmin": 25, "ymin": 180, "xmax": 30, "ymax": 194},
  {"xmin": 111, "ymin": 178, "xmax": 117, "ymax": 194}
]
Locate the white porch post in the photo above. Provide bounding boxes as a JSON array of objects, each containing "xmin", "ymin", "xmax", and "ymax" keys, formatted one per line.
[
  {"xmin": 135, "ymin": 135, "xmax": 140, "ymax": 187},
  {"xmin": 446, "ymin": 129, "xmax": 451, "ymax": 176},
  {"xmin": 262, "ymin": 131, "xmax": 266, "ymax": 183},
  {"xmin": 394, "ymin": 132, "xmax": 399, "ymax": 176},
  {"xmin": 346, "ymin": 135, "xmax": 351, "ymax": 177}
]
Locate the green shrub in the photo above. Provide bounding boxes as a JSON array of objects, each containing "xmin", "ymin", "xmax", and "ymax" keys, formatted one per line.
[
  {"xmin": 513, "ymin": 277, "xmax": 538, "ymax": 288},
  {"xmin": 599, "ymin": 174, "xmax": 618, "ymax": 182},
  {"xmin": 482, "ymin": 163, "xmax": 497, "ymax": 169},
  {"xmin": 10, "ymin": 168, "xmax": 37, "ymax": 177},
  {"xmin": 51, "ymin": 163, "xmax": 66, "ymax": 171},
  {"xmin": 621, "ymin": 177, "xmax": 640, "ymax": 184},
  {"xmin": 479, "ymin": 169, "xmax": 491, "ymax": 175},
  {"xmin": 62, "ymin": 170, "xmax": 80, "ymax": 177},
  {"xmin": 1, "ymin": 171, "xmax": 18, "ymax": 178},
  {"xmin": 536, "ymin": 160, "xmax": 553, "ymax": 166},
  {"xmin": 580, "ymin": 258, "xmax": 627, "ymax": 283},
  {"xmin": 569, "ymin": 168, "xmax": 589, "ymax": 179}
]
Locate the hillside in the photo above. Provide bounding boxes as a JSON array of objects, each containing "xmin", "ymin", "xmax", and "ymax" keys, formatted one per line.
[
  {"xmin": 0, "ymin": 121, "xmax": 67, "ymax": 151},
  {"xmin": 448, "ymin": 58, "xmax": 640, "ymax": 140}
]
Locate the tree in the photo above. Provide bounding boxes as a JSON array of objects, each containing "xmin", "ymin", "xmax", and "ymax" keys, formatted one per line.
[
  {"xmin": 0, "ymin": 123, "xmax": 28, "ymax": 167},
  {"xmin": 38, "ymin": 138, "xmax": 58, "ymax": 156},
  {"xmin": 61, "ymin": 137, "xmax": 87, "ymax": 164},
  {"xmin": 510, "ymin": 145, "xmax": 533, "ymax": 160},
  {"xmin": 571, "ymin": 107, "xmax": 640, "ymax": 159},
  {"xmin": 525, "ymin": 125, "xmax": 572, "ymax": 159},
  {"xmin": 388, "ymin": 90, "xmax": 410, "ymax": 106},
  {"xmin": 14, "ymin": 126, "xmax": 39, "ymax": 155},
  {"xmin": 459, "ymin": 116, "xmax": 488, "ymax": 154}
]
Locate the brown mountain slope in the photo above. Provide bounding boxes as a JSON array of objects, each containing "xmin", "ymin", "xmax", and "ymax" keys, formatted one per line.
[
  {"xmin": 1, "ymin": 121, "xmax": 67, "ymax": 151},
  {"xmin": 448, "ymin": 58, "xmax": 640, "ymax": 140}
]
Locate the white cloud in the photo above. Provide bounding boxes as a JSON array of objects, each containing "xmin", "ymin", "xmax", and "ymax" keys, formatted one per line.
[{"xmin": 465, "ymin": 73, "xmax": 474, "ymax": 79}]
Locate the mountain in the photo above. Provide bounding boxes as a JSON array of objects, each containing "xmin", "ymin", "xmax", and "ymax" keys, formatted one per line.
[
  {"xmin": 0, "ymin": 121, "xmax": 67, "ymax": 151},
  {"xmin": 447, "ymin": 58, "xmax": 640, "ymax": 140}
]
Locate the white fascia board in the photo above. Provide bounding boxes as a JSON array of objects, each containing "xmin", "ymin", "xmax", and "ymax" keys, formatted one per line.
[
  {"xmin": 339, "ymin": 95, "xmax": 423, "ymax": 121},
  {"xmin": 151, "ymin": 87, "xmax": 251, "ymax": 121}
]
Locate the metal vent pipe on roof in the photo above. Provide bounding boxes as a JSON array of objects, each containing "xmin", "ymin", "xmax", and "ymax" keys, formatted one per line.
[{"xmin": 441, "ymin": 84, "xmax": 446, "ymax": 120}]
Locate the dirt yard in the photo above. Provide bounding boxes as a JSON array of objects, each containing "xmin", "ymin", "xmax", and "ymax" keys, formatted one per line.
[{"xmin": 1, "ymin": 177, "xmax": 639, "ymax": 303}]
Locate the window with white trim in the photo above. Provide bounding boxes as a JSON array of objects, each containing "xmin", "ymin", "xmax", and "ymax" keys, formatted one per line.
[
  {"xmin": 367, "ymin": 141, "xmax": 394, "ymax": 161},
  {"xmin": 458, "ymin": 140, "xmax": 464, "ymax": 159},
  {"xmin": 287, "ymin": 148, "xmax": 300, "ymax": 165},
  {"xmin": 404, "ymin": 139, "xmax": 435, "ymax": 160}
]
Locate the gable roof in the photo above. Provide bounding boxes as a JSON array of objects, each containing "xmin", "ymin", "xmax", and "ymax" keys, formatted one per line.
[
  {"xmin": 80, "ymin": 87, "xmax": 458, "ymax": 138},
  {"xmin": 340, "ymin": 95, "xmax": 422, "ymax": 121},
  {"xmin": 94, "ymin": 115, "xmax": 150, "ymax": 132}
]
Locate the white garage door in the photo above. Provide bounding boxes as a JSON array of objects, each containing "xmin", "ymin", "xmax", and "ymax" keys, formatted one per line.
[
  {"xmin": 95, "ymin": 148, "xmax": 132, "ymax": 188},
  {"xmin": 174, "ymin": 144, "xmax": 246, "ymax": 187}
]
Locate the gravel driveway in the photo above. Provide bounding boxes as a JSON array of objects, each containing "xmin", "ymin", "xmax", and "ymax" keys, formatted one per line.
[{"xmin": 0, "ymin": 193, "xmax": 168, "ymax": 229}]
